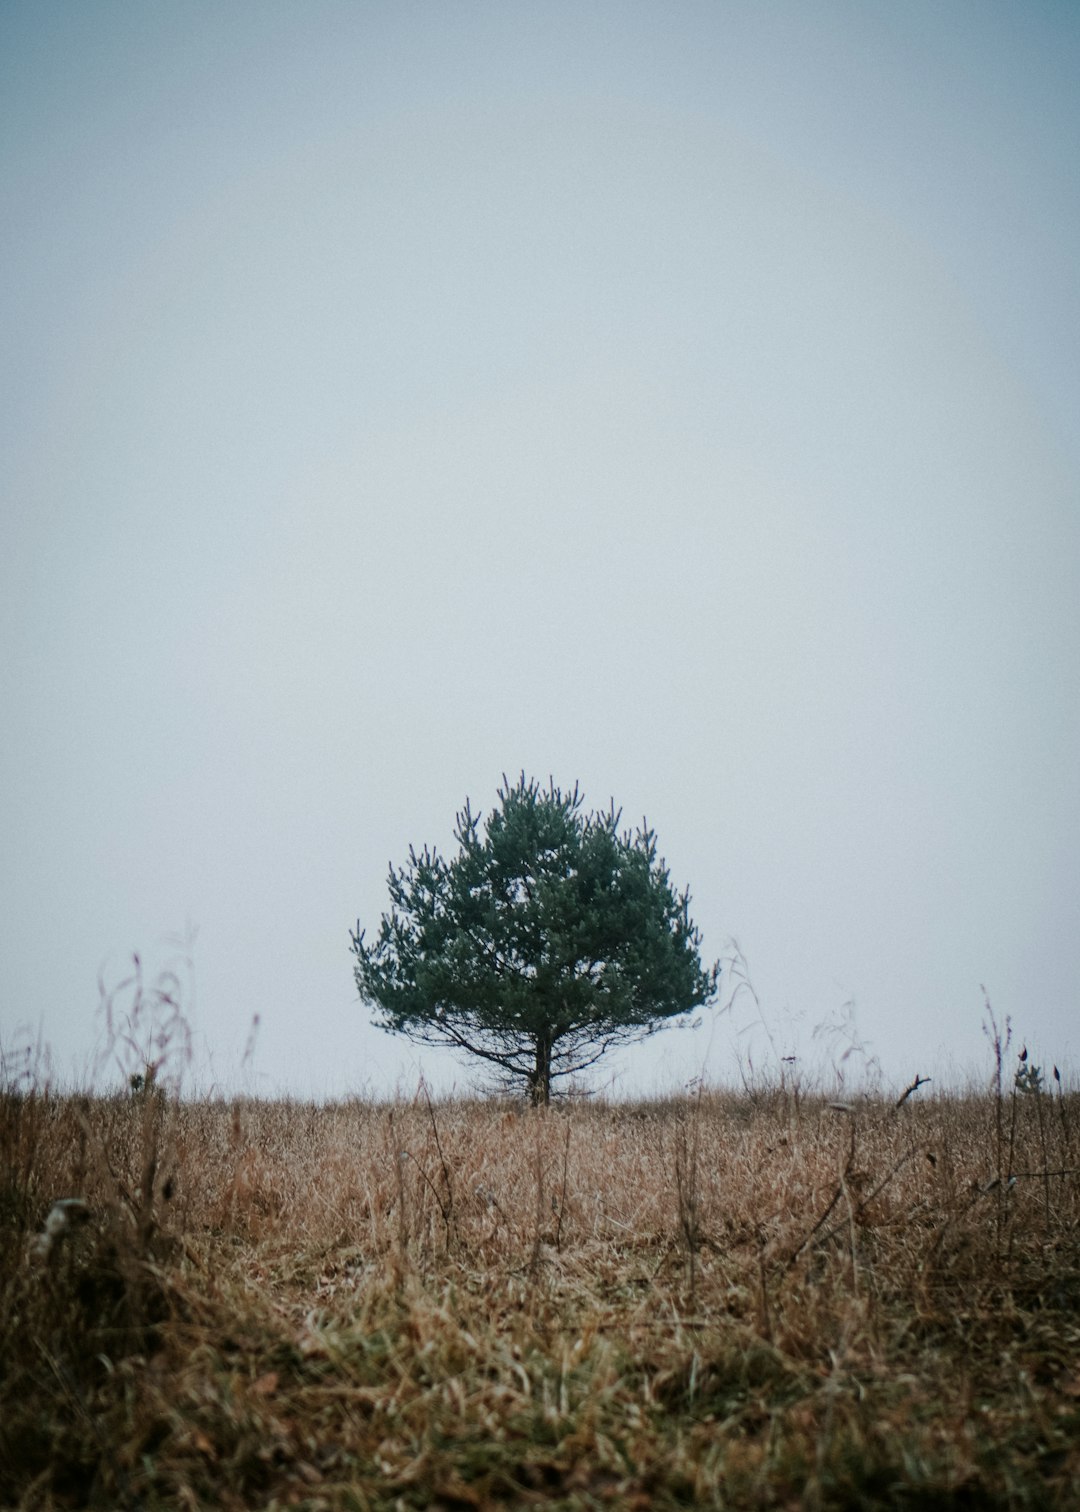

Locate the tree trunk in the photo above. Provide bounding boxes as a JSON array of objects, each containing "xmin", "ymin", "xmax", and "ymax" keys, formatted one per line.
[{"xmin": 529, "ymin": 1031, "xmax": 552, "ymax": 1106}]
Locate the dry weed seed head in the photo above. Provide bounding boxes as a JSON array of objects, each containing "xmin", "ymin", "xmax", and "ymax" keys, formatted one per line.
[{"xmin": 28, "ymin": 1196, "xmax": 92, "ymax": 1265}]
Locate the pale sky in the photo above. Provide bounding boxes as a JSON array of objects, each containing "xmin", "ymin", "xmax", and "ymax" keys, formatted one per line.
[{"xmin": 2, "ymin": 1, "xmax": 1078, "ymax": 1099}]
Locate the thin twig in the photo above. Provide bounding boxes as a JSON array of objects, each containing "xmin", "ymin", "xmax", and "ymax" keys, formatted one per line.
[{"xmin": 896, "ymin": 1074, "xmax": 931, "ymax": 1108}]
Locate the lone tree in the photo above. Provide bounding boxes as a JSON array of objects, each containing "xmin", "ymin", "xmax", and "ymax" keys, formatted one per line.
[{"xmin": 351, "ymin": 774, "xmax": 719, "ymax": 1104}]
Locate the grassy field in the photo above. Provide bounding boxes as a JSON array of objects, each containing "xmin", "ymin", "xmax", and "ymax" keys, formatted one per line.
[{"xmin": 2, "ymin": 1062, "xmax": 1079, "ymax": 1509}]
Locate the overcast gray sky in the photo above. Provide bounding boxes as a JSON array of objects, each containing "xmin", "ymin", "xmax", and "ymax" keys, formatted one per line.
[{"xmin": 3, "ymin": 1, "xmax": 1078, "ymax": 1099}]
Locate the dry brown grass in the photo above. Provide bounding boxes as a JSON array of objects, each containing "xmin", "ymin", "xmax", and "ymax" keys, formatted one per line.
[{"xmin": 2, "ymin": 1072, "xmax": 1079, "ymax": 1509}]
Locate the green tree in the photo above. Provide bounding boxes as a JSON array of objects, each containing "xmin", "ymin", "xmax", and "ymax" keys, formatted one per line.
[{"xmin": 351, "ymin": 775, "xmax": 719, "ymax": 1104}]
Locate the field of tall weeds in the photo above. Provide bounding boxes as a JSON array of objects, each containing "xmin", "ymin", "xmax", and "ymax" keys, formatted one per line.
[{"xmin": 2, "ymin": 1056, "xmax": 1079, "ymax": 1509}]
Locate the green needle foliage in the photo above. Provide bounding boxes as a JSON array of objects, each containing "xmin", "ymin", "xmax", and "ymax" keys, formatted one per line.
[{"xmin": 351, "ymin": 774, "xmax": 720, "ymax": 1103}]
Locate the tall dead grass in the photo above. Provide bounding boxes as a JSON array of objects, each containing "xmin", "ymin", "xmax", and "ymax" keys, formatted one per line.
[{"xmin": 2, "ymin": 1060, "xmax": 1078, "ymax": 1509}]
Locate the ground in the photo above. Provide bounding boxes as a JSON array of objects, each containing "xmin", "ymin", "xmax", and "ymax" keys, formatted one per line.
[{"xmin": 2, "ymin": 1078, "xmax": 1078, "ymax": 1508}]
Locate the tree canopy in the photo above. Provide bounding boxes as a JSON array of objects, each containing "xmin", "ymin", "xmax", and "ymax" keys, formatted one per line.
[{"xmin": 351, "ymin": 775, "xmax": 719, "ymax": 1103}]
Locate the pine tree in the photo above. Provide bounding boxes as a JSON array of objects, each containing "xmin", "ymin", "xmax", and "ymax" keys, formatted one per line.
[{"xmin": 351, "ymin": 774, "xmax": 719, "ymax": 1104}]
